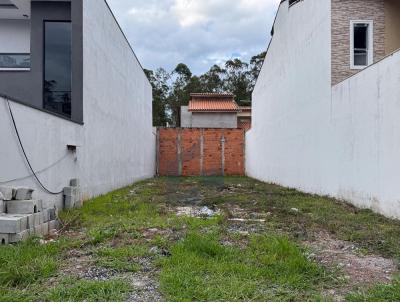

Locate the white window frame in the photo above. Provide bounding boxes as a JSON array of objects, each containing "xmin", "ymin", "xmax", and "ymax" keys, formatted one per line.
[{"xmin": 350, "ymin": 20, "xmax": 374, "ymax": 70}]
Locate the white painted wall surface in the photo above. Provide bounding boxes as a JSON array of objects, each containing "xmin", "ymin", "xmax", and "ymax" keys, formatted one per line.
[
  {"xmin": 330, "ymin": 51, "xmax": 400, "ymax": 218},
  {"xmin": 0, "ymin": 0, "xmax": 155, "ymax": 208},
  {"xmin": 247, "ymin": 0, "xmax": 333, "ymax": 196},
  {"xmin": 0, "ymin": 20, "xmax": 30, "ymax": 53},
  {"xmin": 0, "ymin": 98, "xmax": 81, "ymax": 209},
  {"xmin": 81, "ymin": 0, "xmax": 155, "ymax": 199},
  {"xmin": 247, "ymin": 0, "xmax": 400, "ymax": 219}
]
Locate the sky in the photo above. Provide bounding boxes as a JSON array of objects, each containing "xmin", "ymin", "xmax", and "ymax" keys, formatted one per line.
[{"xmin": 106, "ymin": 0, "xmax": 280, "ymax": 75}]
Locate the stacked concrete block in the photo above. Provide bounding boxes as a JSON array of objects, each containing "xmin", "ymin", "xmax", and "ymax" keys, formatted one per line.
[
  {"xmin": 0, "ymin": 187, "xmax": 14, "ymax": 201},
  {"xmin": 6, "ymin": 200, "xmax": 43, "ymax": 214},
  {"xmin": 0, "ymin": 187, "xmax": 60, "ymax": 244},
  {"xmin": 0, "ymin": 192, "xmax": 4, "ymax": 214},
  {"xmin": 64, "ymin": 178, "xmax": 83, "ymax": 209}
]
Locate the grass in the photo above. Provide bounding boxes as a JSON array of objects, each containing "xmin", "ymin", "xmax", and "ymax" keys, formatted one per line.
[
  {"xmin": 160, "ymin": 232, "xmax": 331, "ymax": 301},
  {"xmin": 0, "ymin": 177, "xmax": 399, "ymax": 301}
]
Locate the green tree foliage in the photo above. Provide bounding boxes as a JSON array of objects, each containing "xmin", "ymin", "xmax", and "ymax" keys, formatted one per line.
[{"xmin": 145, "ymin": 51, "xmax": 266, "ymax": 126}]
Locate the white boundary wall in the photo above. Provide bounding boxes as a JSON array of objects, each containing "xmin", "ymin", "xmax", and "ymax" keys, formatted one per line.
[
  {"xmin": 0, "ymin": 0, "xmax": 155, "ymax": 208},
  {"xmin": 247, "ymin": 0, "xmax": 400, "ymax": 219},
  {"xmin": 329, "ymin": 51, "xmax": 400, "ymax": 218}
]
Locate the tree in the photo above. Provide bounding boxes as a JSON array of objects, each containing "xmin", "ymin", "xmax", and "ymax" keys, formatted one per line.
[
  {"xmin": 224, "ymin": 58, "xmax": 251, "ymax": 105},
  {"xmin": 249, "ymin": 51, "xmax": 266, "ymax": 92},
  {"xmin": 145, "ymin": 68, "xmax": 171, "ymax": 126},
  {"xmin": 200, "ymin": 64, "xmax": 226, "ymax": 93},
  {"xmin": 145, "ymin": 51, "xmax": 267, "ymax": 126}
]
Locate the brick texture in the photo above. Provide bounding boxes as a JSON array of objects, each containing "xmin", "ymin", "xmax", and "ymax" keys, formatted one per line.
[
  {"xmin": 158, "ymin": 128, "xmax": 245, "ymax": 176},
  {"xmin": 331, "ymin": 0, "xmax": 386, "ymax": 86}
]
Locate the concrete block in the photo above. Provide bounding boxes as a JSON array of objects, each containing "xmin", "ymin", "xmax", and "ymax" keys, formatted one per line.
[
  {"xmin": 42, "ymin": 223, "xmax": 49, "ymax": 236},
  {"xmin": 42, "ymin": 209, "xmax": 50, "ymax": 223},
  {"xmin": 70, "ymin": 179, "xmax": 80, "ymax": 187},
  {"xmin": 0, "ymin": 214, "xmax": 28, "ymax": 233},
  {"xmin": 48, "ymin": 208, "xmax": 57, "ymax": 221},
  {"xmin": 6, "ymin": 200, "xmax": 43, "ymax": 214},
  {"xmin": 9, "ymin": 230, "xmax": 30, "ymax": 243},
  {"xmin": 33, "ymin": 225, "xmax": 41, "ymax": 236},
  {"xmin": 48, "ymin": 220, "xmax": 60, "ymax": 231},
  {"xmin": 63, "ymin": 187, "xmax": 77, "ymax": 197},
  {"xmin": 34, "ymin": 212, "xmax": 43, "ymax": 226},
  {"xmin": 26, "ymin": 214, "xmax": 34, "ymax": 229},
  {"xmin": 0, "ymin": 199, "xmax": 4, "ymax": 214},
  {"xmin": 0, "ymin": 187, "xmax": 14, "ymax": 201},
  {"xmin": 0, "ymin": 234, "xmax": 9, "ymax": 245},
  {"xmin": 64, "ymin": 195, "xmax": 75, "ymax": 209},
  {"xmin": 14, "ymin": 188, "xmax": 34, "ymax": 200}
]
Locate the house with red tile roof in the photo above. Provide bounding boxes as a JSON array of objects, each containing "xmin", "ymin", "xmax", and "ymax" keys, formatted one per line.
[{"xmin": 181, "ymin": 93, "xmax": 240, "ymax": 128}]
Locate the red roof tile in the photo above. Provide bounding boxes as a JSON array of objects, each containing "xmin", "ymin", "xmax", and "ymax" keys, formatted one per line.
[
  {"xmin": 188, "ymin": 93, "xmax": 239, "ymax": 112},
  {"xmin": 189, "ymin": 99, "xmax": 239, "ymax": 112}
]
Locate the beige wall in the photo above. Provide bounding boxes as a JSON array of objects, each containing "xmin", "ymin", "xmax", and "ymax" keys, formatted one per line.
[
  {"xmin": 331, "ymin": 0, "xmax": 386, "ymax": 86},
  {"xmin": 385, "ymin": 0, "xmax": 400, "ymax": 54}
]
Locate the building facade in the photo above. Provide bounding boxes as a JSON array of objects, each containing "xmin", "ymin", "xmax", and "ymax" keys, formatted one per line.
[
  {"xmin": 181, "ymin": 93, "xmax": 239, "ymax": 129},
  {"xmin": 0, "ymin": 0, "xmax": 155, "ymax": 208},
  {"xmin": 247, "ymin": 0, "xmax": 400, "ymax": 218}
]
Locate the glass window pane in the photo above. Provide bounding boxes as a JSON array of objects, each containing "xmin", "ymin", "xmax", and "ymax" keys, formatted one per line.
[
  {"xmin": 0, "ymin": 54, "xmax": 30, "ymax": 68},
  {"xmin": 44, "ymin": 21, "xmax": 72, "ymax": 117},
  {"xmin": 354, "ymin": 25, "xmax": 368, "ymax": 49},
  {"xmin": 354, "ymin": 50, "xmax": 368, "ymax": 66}
]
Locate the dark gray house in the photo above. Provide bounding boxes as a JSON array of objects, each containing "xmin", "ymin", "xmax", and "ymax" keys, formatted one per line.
[{"xmin": 0, "ymin": 0, "xmax": 155, "ymax": 209}]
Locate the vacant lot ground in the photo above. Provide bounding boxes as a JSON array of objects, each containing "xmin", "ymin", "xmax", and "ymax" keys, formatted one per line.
[{"xmin": 1, "ymin": 177, "xmax": 399, "ymax": 301}]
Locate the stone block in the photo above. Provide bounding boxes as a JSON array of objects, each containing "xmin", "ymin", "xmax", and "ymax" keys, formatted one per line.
[
  {"xmin": 9, "ymin": 230, "xmax": 30, "ymax": 243},
  {"xmin": 14, "ymin": 188, "xmax": 34, "ymax": 201},
  {"xmin": 0, "ymin": 214, "xmax": 28, "ymax": 233},
  {"xmin": 0, "ymin": 187, "xmax": 14, "ymax": 201},
  {"xmin": 0, "ymin": 234, "xmax": 9, "ymax": 245},
  {"xmin": 70, "ymin": 179, "xmax": 80, "ymax": 187},
  {"xmin": 6, "ymin": 200, "xmax": 43, "ymax": 215}
]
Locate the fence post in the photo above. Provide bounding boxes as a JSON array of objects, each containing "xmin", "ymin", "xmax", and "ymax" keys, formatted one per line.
[
  {"xmin": 200, "ymin": 129, "xmax": 204, "ymax": 176},
  {"xmin": 177, "ymin": 128, "xmax": 182, "ymax": 176},
  {"xmin": 221, "ymin": 133, "xmax": 225, "ymax": 176}
]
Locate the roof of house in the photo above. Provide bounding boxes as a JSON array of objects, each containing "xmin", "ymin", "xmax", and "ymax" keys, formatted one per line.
[
  {"xmin": 239, "ymin": 106, "xmax": 252, "ymax": 112},
  {"xmin": 188, "ymin": 93, "xmax": 239, "ymax": 112}
]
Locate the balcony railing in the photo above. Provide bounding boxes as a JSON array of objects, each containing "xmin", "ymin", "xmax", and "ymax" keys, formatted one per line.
[{"xmin": 0, "ymin": 53, "xmax": 30, "ymax": 70}]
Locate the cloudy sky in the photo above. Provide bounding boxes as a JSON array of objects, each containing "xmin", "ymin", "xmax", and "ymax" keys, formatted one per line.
[{"xmin": 106, "ymin": 0, "xmax": 280, "ymax": 75}]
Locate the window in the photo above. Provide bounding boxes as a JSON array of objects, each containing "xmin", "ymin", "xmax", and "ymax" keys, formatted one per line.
[
  {"xmin": 0, "ymin": 54, "xmax": 30, "ymax": 70},
  {"xmin": 350, "ymin": 21, "xmax": 373, "ymax": 69},
  {"xmin": 43, "ymin": 21, "xmax": 72, "ymax": 117}
]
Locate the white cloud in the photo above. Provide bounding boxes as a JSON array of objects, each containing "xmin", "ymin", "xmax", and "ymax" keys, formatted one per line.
[{"xmin": 106, "ymin": 0, "xmax": 280, "ymax": 74}]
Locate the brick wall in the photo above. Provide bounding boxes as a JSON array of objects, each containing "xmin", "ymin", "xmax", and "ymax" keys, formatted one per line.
[
  {"xmin": 331, "ymin": 0, "xmax": 386, "ymax": 86},
  {"xmin": 157, "ymin": 128, "xmax": 245, "ymax": 176}
]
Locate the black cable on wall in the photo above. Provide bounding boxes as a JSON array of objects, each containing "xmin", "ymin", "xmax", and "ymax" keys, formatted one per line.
[{"xmin": 6, "ymin": 98, "xmax": 64, "ymax": 195}]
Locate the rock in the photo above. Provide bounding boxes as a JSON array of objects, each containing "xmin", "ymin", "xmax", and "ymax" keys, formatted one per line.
[{"xmin": 290, "ymin": 208, "xmax": 299, "ymax": 213}]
